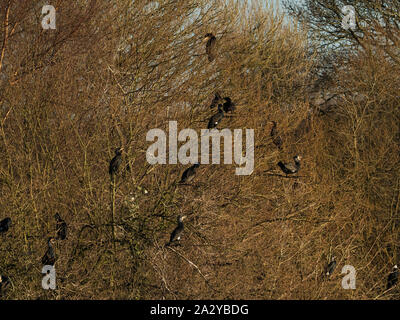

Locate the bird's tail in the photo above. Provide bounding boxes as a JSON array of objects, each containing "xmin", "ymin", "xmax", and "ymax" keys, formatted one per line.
[{"xmin": 277, "ymin": 161, "xmax": 285, "ymax": 169}]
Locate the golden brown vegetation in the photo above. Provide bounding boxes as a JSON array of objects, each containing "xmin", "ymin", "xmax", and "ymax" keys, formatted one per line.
[{"xmin": 0, "ymin": 0, "xmax": 399, "ymax": 299}]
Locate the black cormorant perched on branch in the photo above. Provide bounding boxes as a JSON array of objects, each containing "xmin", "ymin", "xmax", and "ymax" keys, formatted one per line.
[
  {"xmin": 179, "ymin": 164, "xmax": 200, "ymax": 184},
  {"xmin": 41, "ymin": 237, "xmax": 56, "ymax": 266},
  {"xmin": 203, "ymin": 33, "xmax": 216, "ymax": 62},
  {"xmin": 109, "ymin": 147, "xmax": 123, "ymax": 179},
  {"xmin": 0, "ymin": 275, "xmax": 10, "ymax": 297},
  {"xmin": 277, "ymin": 155, "xmax": 301, "ymax": 176},
  {"xmin": 166, "ymin": 215, "xmax": 187, "ymax": 246},
  {"xmin": 55, "ymin": 213, "xmax": 67, "ymax": 240},
  {"xmin": 0, "ymin": 217, "xmax": 11, "ymax": 234},
  {"xmin": 209, "ymin": 92, "xmax": 222, "ymax": 109},
  {"xmin": 387, "ymin": 265, "xmax": 398, "ymax": 290},
  {"xmin": 325, "ymin": 256, "xmax": 336, "ymax": 277},
  {"xmin": 269, "ymin": 121, "xmax": 283, "ymax": 149},
  {"xmin": 207, "ymin": 104, "xmax": 224, "ymax": 129},
  {"xmin": 222, "ymin": 97, "xmax": 235, "ymax": 113}
]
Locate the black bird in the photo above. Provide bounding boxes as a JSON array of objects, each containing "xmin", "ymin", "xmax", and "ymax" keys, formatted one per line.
[
  {"xmin": 0, "ymin": 275, "xmax": 10, "ymax": 297},
  {"xmin": 109, "ymin": 147, "xmax": 123, "ymax": 179},
  {"xmin": 167, "ymin": 215, "xmax": 187, "ymax": 246},
  {"xmin": 325, "ymin": 256, "xmax": 337, "ymax": 277},
  {"xmin": 209, "ymin": 92, "xmax": 222, "ymax": 109},
  {"xmin": 387, "ymin": 265, "xmax": 398, "ymax": 290},
  {"xmin": 54, "ymin": 213, "xmax": 67, "ymax": 240},
  {"xmin": 269, "ymin": 121, "xmax": 283, "ymax": 149},
  {"xmin": 222, "ymin": 97, "xmax": 235, "ymax": 113},
  {"xmin": 179, "ymin": 163, "xmax": 200, "ymax": 184},
  {"xmin": 41, "ymin": 237, "xmax": 56, "ymax": 266},
  {"xmin": 207, "ymin": 104, "xmax": 224, "ymax": 129},
  {"xmin": 277, "ymin": 155, "xmax": 301, "ymax": 176},
  {"xmin": 203, "ymin": 33, "xmax": 216, "ymax": 62},
  {"xmin": 0, "ymin": 217, "xmax": 11, "ymax": 234}
]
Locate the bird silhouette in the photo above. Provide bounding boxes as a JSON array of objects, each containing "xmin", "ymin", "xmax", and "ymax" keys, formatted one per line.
[
  {"xmin": 0, "ymin": 217, "xmax": 11, "ymax": 234},
  {"xmin": 207, "ymin": 104, "xmax": 224, "ymax": 129},
  {"xmin": 277, "ymin": 155, "xmax": 301, "ymax": 176},
  {"xmin": 0, "ymin": 275, "xmax": 10, "ymax": 297},
  {"xmin": 41, "ymin": 237, "xmax": 56, "ymax": 266},
  {"xmin": 109, "ymin": 147, "xmax": 123, "ymax": 180},
  {"xmin": 387, "ymin": 265, "xmax": 398, "ymax": 290},
  {"xmin": 166, "ymin": 215, "xmax": 187, "ymax": 246},
  {"xmin": 179, "ymin": 164, "xmax": 200, "ymax": 184},
  {"xmin": 222, "ymin": 97, "xmax": 235, "ymax": 113},
  {"xmin": 203, "ymin": 33, "xmax": 216, "ymax": 62},
  {"xmin": 324, "ymin": 256, "xmax": 336, "ymax": 277}
]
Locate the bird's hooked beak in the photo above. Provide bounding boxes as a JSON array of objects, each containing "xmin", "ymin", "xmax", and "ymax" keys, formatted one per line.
[
  {"xmin": 203, "ymin": 36, "xmax": 210, "ymax": 42},
  {"xmin": 181, "ymin": 215, "xmax": 187, "ymax": 220}
]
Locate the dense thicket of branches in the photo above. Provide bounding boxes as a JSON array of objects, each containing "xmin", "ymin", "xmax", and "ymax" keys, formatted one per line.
[{"xmin": 0, "ymin": 0, "xmax": 398, "ymax": 299}]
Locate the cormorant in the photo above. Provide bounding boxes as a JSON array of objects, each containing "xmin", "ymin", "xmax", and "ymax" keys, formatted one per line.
[
  {"xmin": 277, "ymin": 155, "xmax": 301, "ymax": 176},
  {"xmin": 269, "ymin": 121, "xmax": 283, "ymax": 149},
  {"xmin": 54, "ymin": 213, "xmax": 67, "ymax": 240},
  {"xmin": 387, "ymin": 265, "xmax": 398, "ymax": 290},
  {"xmin": 41, "ymin": 237, "xmax": 56, "ymax": 266},
  {"xmin": 109, "ymin": 147, "xmax": 123, "ymax": 179},
  {"xmin": 179, "ymin": 163, "xmax": 200, "ymax": 184},
  {"xmin": 203, "ymin": 33, "xmax": 216, "ymax": 62},
  {"xmin": 209, "ymin": 92, "xmax": 222, "ymax": 109},
  {"xmin": 207, "ymin": 104, "xmax": 224, "ymax": 129},
  {"xmin": 222, "ymin": 97, "xmax": 235, "ymax": 113},
  {"xmin": 325, "ymin": 256, "xmax": 336, "ymax": 277},
  {"xmin": 0, "ymin": 217, "xmax": 11, "ymax": 234},
  {"xmin": 0, "ymin": 275, "xmax": 10, "ymax": 297},
  {"xmin": 167, "ymin": 215, "xmax": 187, "ymax": 246}
]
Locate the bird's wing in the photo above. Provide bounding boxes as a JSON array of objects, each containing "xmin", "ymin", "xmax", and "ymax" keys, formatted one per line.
[
  {"xmin": 208, "ymin": 118, "xmax": 215, "ymax": 128},
  {"xmin": 180, "ymin": 168, "xmax": 189, "ymax": 182},
  {"xmin": 170, "ymin": 228, "xmax": 178, "ymax": 243},
  {"xmin": 285, "ymin": 163, "xmax": 297, "ymax": 173},
  {"xmin": 277, "ymin": 162, "xmax": 287, "ymax": 171}
]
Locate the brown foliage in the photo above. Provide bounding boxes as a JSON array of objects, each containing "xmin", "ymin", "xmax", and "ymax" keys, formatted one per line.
[{"xmin": 0, "ymin": 0, "xmax": 398, "ymax": 300}]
